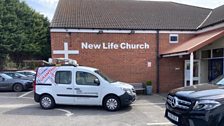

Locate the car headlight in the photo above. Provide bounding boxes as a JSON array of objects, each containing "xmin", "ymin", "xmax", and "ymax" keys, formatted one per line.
[
  {"xmin": 193, "ymin": 100, "xmax": 221, "ymax": 111},
  {"xmin": 122, "ymin": 88, "xmax": 132, "ymax": 95}
]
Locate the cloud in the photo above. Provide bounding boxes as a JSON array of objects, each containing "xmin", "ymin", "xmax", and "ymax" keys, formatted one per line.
[
  {"xmin": 35, "ymin": 0, "xmax": 59, "ymax": 20},
  {"xmin": 22, "ymin": 0, "xmax": 59, "ymax": 21},
  {"xmin": 38, "ymin": 0, "xmax": 59, "ymax": 8},
  {"xmin": 143, "ymin": 0, "xmax": 224, "ymax": 8}
]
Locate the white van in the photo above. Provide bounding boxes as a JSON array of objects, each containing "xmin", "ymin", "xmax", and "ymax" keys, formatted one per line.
[{"xmin": 34, "ymin": 60, "xmax": 136, "ymax": 111}]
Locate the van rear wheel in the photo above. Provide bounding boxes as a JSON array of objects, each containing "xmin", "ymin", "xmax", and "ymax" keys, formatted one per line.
[
  {"xmin": 103, "ymin": 95, "xmax": 120, "ymax": 111},
  {"xmin": 40, "ymin": 95, "xmax": 55, "ymax": 109}
]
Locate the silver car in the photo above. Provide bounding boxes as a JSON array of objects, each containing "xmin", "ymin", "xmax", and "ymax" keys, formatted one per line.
[
  {"xmin": 4, "ymin": 71, "xmax": 34, "ymax": 81},
  {"xmin": 17, "ymin": 70, "xmax": 36, "ymax": 77},
  {"xmin": 0, "ymin": 73, "xmax": 33, "ymax": 92}
]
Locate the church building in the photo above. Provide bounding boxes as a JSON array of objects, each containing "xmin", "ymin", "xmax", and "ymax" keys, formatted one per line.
[{"xmin": 50, "ymin": 0, "xmax": 224, "ymax": 92}]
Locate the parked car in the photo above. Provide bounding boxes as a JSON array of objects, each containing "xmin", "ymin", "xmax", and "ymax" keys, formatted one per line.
[
  {"xmin": 34, "ymin": 63, "xmax": 136, "ymax": 111},
  {"xmin": 4, "ymin": 71, "xmax": 34, "ymax": 81},
  {"xmin": 0, "ymin": 73, "xmax": 33, "ymax": 92},
  {"xmin": 17, "ymin": 70, "xmax": 36, "ymax": 77},
  {"xmin": 165, "ymin": 76, "xmax": 224, "ymax": 126}
]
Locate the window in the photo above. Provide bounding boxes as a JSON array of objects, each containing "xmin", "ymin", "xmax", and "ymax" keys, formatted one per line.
[
  {"xmin": 6, "ymin": 73, "xmax": 12, "ymax": 77},
  {"xmin": 55, "ymin": 71, "xmax": 71, "ymax": 84},
  {"xmin": 0, "ymin": 76, "xmax": 3, "ymax": 81},
  {"xmin": 76, "ymin": 71, "xmax": 99, "ymax": 86},
  {"xmin": 201, "ymin": 50, "xmax": 211, "ymax": 59},
  {"xmin": 169, "ymin": 34, "xmax": 179, "ymax": 43},
  {"xmin": 213, "ymin": 48, "xmax": 224, "ymax": 58},
  {"xmin": 95, "ymin": 70, "xmax": 115, "ymax": 83},
  {"xmin": 201, "ymin": 48, "xmax": 224, "ymax": 59}
]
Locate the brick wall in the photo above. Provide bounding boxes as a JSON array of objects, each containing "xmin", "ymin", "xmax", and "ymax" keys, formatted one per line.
[
  {"xmin": 51, "ymin": 32, "xmax": 195, "ymax": 92},
  {"xmin": 159, "ymin": 34, "xmax": 194, "ymax": 92}
]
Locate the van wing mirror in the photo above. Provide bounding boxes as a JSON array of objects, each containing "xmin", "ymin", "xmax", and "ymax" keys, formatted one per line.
[{"xmin": 94, "ymin": 79, "xmax": 100, "ymax": 85}]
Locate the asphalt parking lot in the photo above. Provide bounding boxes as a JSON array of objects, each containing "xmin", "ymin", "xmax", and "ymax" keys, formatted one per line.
[{"xmin": 0, "ymin": 91, "xmax": 173, "ymax": 126}]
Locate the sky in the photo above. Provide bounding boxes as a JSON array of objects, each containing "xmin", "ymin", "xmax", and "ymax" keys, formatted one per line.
[{"xmin": 22, "ymin": 0, "xmax": 224, "ymax": 21}]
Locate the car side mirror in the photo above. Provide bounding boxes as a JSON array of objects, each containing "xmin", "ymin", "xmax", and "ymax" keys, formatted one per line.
[{"xmin": 94, "ymin": 79, "xmax": 100, "ymax": 85}]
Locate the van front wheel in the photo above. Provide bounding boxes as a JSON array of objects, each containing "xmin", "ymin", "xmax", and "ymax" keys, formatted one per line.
[
  {"xmin": 103, "ymin": 95, "xmax": 120, "ymax": 111},
  {"xmin": 40, "ymin": 95, "xmax": 55, "ymax": 109}
]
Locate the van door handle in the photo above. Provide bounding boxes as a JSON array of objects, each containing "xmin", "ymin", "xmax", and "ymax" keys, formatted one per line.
[
  {"xmin": 66, "ymin": 88, "xmax": 72, "ymax": 90},
  {"xmin": 74, "ymin": 88, "xmax": 80, "ymax": 90}
]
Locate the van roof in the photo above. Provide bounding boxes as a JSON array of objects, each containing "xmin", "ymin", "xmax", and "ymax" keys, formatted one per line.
[
  {"xmin": 39, "ymin": 65, "xmax": 98, "ymax": 72},
  {"xmin": 77, "ymin": 66, "xmax": 98, "ymax": 71}
]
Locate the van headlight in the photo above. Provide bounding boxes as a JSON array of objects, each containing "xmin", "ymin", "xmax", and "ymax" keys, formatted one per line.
[
  {"xmin": 122, "ymin": 88, "xmax": 132, "ymax": 95},
  {"xmin": 193, "ymin": 100, "xmax": 221, "ymax": 111}
]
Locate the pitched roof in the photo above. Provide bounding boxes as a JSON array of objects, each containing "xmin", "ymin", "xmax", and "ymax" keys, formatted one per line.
[
  {"xmin": 161, "ymin": 30, "xmax": 224, "ymax": 57},
  {"xmin": 51, "ymin": 0, "xmax": 212, "ymax": 30},
  {"xmin": 200, "ymin": 5, "xmax": 224, "ymax": 29}
]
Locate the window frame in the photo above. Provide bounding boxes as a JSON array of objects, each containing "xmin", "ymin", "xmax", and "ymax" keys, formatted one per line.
[
  {"xmin": 201, "ymin": 48, "xmax": 224, "ymax": 59},
  {"xmin": 212, "ymin": 48, "xmax": 224, "ymax": 58},
  {"xmin": 76, "ymin": 71, "xmax": 100, "ymax": 86},
  {"xmin": 55, "ymin": 71, "xmax": 72, "ymax": 84},
  {"xmin": 201, "ymin": 49, "xmax": 212, "ymax": 59},
  {"xmin": 0, "ymin": 76, "xmax": 4, "ymax": 81},
  {"xmin": 169, "ymin": 34, "xmax": 179, "ymax": 44}
]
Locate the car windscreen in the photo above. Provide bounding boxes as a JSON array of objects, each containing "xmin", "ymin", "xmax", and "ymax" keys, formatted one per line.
[
  {"xmin": 95, "ymin": 70, "xmax": 115, "ymax": 83},
  {"xmin": 211, "ymin": 75, "xmax": 224, "ymax": 85},
  {"xmin": 17, "ymin": 71, "xmax": 36, "ymax": 76},
  {"xmin": 15, "ymin": 73, "xmax": 27, "ymax": 77},
  {"xmin": 217, "ymin": 77, "xmax": 224, "ymax": 85},
  {"xmin": 0, "ymin": 73, "xmax": 13, "ymax": 79}
]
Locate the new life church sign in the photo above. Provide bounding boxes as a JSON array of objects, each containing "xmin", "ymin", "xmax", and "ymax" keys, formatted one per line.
[
  {"xmin": 81, "ymin": 42, "xmax": 150, "ymax": 50},
  {"xmin": 50, "ymin": 0, "xmax": 224, "ymax": 93},
  {"xmin": 53, "ymin": 42, "xmax": 150, "ymax": 59}
]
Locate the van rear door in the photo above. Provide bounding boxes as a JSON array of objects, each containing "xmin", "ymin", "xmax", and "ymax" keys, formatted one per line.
[{"xmin": 53, "ymin": 69, "xmax": 75, "ymax": 105}]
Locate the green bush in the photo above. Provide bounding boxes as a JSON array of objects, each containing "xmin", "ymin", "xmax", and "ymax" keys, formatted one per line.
[{"xmin": 146, "ymin": 80, "xmax": 152, "ymax": 86}]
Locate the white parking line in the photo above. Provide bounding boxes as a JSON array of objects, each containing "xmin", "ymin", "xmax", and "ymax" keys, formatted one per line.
[
  {"xmin": 22, "ymin": 97, "xmax": 34, "ymax": 100},
  {"xmin": 0, "ymin": 96, "xmax": 18, "ymax": 99},
  {"xmin": 0, "ymin": 104, "xmax": 35, "ymax": 108},
  {"xmin": 0, "ymin": 96, "xmax": 34, "ymax": 100},
  {"xmin": 132, "ymin": 103, "xmax": 165, "ymax": 106},
  {"xmin": 55, "ymin": 109, "xmax": 74, "ymax": 117},
  {"xmin": 154, "ymin": 94, "xmax": 167, "ymax": 101},
  {"xmin": 147, "ymin": 122, "xmax": 173, "ymax": 126},
  {"xmin": 18, "ymin": 91, "xmax": 33, "ymax": 98}
]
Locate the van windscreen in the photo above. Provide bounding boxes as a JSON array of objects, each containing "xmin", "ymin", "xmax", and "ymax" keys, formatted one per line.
[{"xmin": 95, "ymin": 70, "xmax": 115, "ymax": 83}]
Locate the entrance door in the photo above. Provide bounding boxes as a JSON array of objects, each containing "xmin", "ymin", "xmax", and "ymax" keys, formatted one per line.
[
  {"xmin": 208, "ymin": 59, "xmax": 224, "ymax": 82},
  {"xmin": 185, "ymin": 60, "xmax": 200, "ymax": 86}
]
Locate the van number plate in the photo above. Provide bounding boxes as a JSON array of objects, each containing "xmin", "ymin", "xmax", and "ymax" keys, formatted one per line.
[{"xmin": 168, "ymin": 112, "xmax": 179, "ymax": 122}]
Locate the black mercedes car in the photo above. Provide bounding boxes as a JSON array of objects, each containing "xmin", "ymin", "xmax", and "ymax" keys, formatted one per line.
[{"xmin": 165, "ymin": 76, "xmax": 224, "ymax": 126}]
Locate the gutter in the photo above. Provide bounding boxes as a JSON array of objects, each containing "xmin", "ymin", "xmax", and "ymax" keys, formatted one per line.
[
  {"xmin": 156, "ymin": 30, "xmax": 160, "ymax": 93},
  {"xmin": 49, "ymin": 27, "xmax": 197, "ymax": 32},
  {"xmin": 161, "ymin": 51, "xmax": 189, "ymax": 58}
]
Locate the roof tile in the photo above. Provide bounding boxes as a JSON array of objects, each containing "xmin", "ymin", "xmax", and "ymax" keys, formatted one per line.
[{"xmin": 51, "ymin": 0, "xmax": 212, "ymax": 30}]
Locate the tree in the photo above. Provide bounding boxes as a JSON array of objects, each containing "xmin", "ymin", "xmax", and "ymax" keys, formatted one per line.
[{"xmin": 0, "ymin": 0, "xmax": 50, "ymax": 69}]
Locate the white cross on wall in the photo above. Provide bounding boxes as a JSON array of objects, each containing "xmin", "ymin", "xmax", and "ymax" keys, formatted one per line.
[{"xmin": 53, "ymin": 42, "xmax": 79, "ymax": 59}]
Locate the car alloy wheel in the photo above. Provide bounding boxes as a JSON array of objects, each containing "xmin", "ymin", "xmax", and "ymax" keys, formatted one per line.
[
  {"xmin": 106, "ymin": 98, "xmax": 118, "ymax": 110},
  {"xmin": 40, "ymin": 95, "xmax": 55, "ymax": 109},
  {"xmin": 104, "ymin": 96, "xmax": 120, "ymax": 111},
  {"xmin": 13, "ymin": 84, "xmax": 23, "ymax": 92}
]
